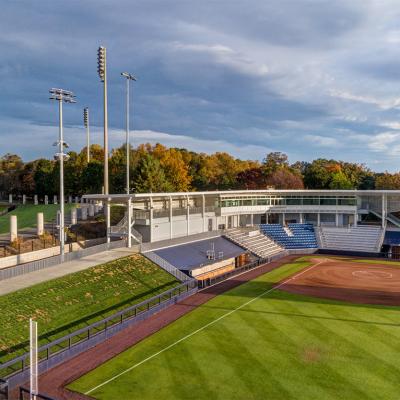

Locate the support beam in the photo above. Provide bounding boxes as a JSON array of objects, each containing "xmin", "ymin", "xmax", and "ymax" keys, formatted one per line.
[
  {"xmin": 149, "ymin": 198, "xmax": 153, "ymax": 243},
  {"xmin": 299, "ymin": 212, "xmax": 303, "ymax": 224},
  {"xmin": 335, "ymin": 212, "xmax": 339, "ymax": 227},
  {"xmin": 10, "ymin": 215, "xmax": 17, "ymax": 242},
  {"xmin": 169, "ymin": 196, "xmax": 173, "ymax": 239},
  {"xmin": 202, "ymin": 194, "xmax": 206, "ymax": 232},
  {"xmin": 106, "ymin": 200, "xmax": 111, "ymax": 243},
  {"xmin": 37, "ymin": 213, "xmax": 44, "ymax": 236},
  {"xmin": 317, "ymin": 213, "xmax": 320, "ymax": 227},
  {"xmin": 127, "ymin": 198, "xmax": 132, "ymax": 248},
  {"xmin": 186, "ymin": 196, "xmax": 190, "ymax": 236}
]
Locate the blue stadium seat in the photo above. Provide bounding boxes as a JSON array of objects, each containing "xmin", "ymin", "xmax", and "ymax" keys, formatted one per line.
[{"xmin": 259, "ymin": 223, "xmax": 318, "ymax": 249}]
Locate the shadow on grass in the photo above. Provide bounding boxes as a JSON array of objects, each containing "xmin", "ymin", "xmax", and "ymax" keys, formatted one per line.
[{"xmin": 0, "ymin": 279, "xmax": 176, "ymax": 363}]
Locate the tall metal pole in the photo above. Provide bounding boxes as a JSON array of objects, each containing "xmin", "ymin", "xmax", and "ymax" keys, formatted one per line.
[
  {"xmin": 126, "ymin": 77, "xmax": 130, "ymax": 194},
  {"xmin": 29, "ymin": 318, "xmax": 38, "ymax": 400},
  {"xmin": 59, "ymin": 99, "xmax": 65, "ymax": 260},
  {"xmin": 103, "ymin": 53, "xmax": 109, "ymax": 195},
  {"xmin": 84, "ymin": 108, "xmax": 90, "ymax": 163}
]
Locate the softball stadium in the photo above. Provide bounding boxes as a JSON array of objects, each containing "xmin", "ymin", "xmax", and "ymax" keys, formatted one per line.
[{"xmin": 2, "ymin": 189, "xmax": 400, "ymax": 399}]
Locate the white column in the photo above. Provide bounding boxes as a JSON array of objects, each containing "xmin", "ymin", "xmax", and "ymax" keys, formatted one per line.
[
  {"xmin": 81, "ymin": 206, "xmax": 88, "ymax": 220},
  {"xmin": 37, "ymin": 212, "xmax": 44, "ymax": 236},
  {"xmin": 53, "ymin": 195, "xmax": 58, "ymax": 205},
  {"xmin": 299, "ymin": 213, "xmax": 303, "ymax": 224},
  {"xmin": 354, "ymin": 212, "xmax": 358, "ymax": 227},
  {"xmin": 335, "ymin": 212, "xmax": 339, "ymax": 227},
  {"xmin": 9, "ymin": 194, "xmax": 12, "ymax": 204},
  {"xmin": 251, "ymin": 214, "xmax": 254, "ymax": 226},
  {"xmin": 381, "ymin": 193, "xmax": 386, "ymax": 228},
  {"xmin": 169, "ymin": 196, "xmax": 173, "ymax": 239},
  {"xmin": 149, "ymin": 198, "xmax": 153, "ymax": 243},
  {"xmin": 22, "ymin": 194, "xmax": 26, "ymax": 205},
  {"xmin": 75, "ymin": 196, "xmax": 79, "ymax": 204},
  {"xmin": 88, "ymin": 204, "xmax": 95, "ymax": 217},
  {"xmin": 71, "ymin": 208, "xmax": 77, "ymax": 225},
  {"xmin": 282, "ymin": 212, "xmax": 285, "ymax": 225},
  {"xmin": 34, "ymin": 195, "xmax": 38, "ymax": 205},
  {"xmin": 187, "ymin": 196, "xmax": 190, "ymax": 236},
  {"xmin": 202, "ymin": 194, "xmax": 206, "ymax": 232},
  {"xmin": 10, "ymin": 215, "xmax": 17, "ymax": 242},
  {"xmin": 68, "ymin": 195, "xmax": 72, "ymax": 204},
  {"xmin": 106, "ymin": 200, "xmax": 111, "ymax": 243},
  {"xmin": 317, "ymin": 213, "xmax": 321, "ymax": 227},
  {"xmin": 44, "ymin": 195, "xmax": 48, "ymax": 205},
  {"xmin": 127, "ymin": 198, "xmax": 132, "ymax": 248}
]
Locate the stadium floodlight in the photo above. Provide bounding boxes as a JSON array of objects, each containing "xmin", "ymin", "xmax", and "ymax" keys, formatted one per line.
[
  {"xmin": 49, "ymin": 87, "xmax": 76, "ymax": 261},
  {"xmin": 97, "ymin": 46, "xmax": 108, "ymax": 195},
  {"xmin": 83, "ymin": 107, "xmax": 90, "ymax": 162},
  {"xmin": 121, "ymin": 72, "xmax": 137, "ymax": 194}
]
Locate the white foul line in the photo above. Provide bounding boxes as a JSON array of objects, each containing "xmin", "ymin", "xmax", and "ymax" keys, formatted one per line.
[{"xmin": 85, "ymin": 259, "xmax": 323, "ymax": 395}]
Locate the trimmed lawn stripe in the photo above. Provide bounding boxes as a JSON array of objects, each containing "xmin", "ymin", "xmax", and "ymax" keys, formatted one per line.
[{"xmin": 70, "ymin": 258, "xmax": 400, "ymax": 400}]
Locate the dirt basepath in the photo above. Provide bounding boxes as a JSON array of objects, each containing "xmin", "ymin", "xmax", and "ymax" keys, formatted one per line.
[
  {"xmin": 11, "ymin": 255, "xmax": 298, "ymax": 400},
  {"xmin": 280, "ymin": 257, "xmax": 400, "ymax": 306}
]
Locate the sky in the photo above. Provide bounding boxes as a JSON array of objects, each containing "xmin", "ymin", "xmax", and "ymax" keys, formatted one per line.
[{"xmin": 1, "ymin": 1, "xmax": 400, "ymax": 171}]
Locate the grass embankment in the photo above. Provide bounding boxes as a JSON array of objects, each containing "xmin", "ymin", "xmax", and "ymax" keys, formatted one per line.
[
  {"xmin": 0, "ymin": 204, "xmax": 75, "ymax": 234},
  {"xmin": 0, "ymin": 254, "xmax": 178, "ymax": 365},
  {"xmin": 71, "ymin": 258, "xmax": 400, "ymax": 400}
]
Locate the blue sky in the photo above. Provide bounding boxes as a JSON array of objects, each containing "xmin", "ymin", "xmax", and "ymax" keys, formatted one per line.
[{"xmin": 1, "ymin": 1, "xmax": 400, "ymax": 171}]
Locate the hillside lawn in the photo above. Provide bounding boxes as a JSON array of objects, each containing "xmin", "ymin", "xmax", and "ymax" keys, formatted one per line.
[
  {"xmin": 71, "ymin": 258, "xmax": 400, "ymax": 400},
  {"xmin": 0, "ymin": 254, "xmax": 178, "ymax": 366},
  {"xmin": 0, "ymin": 204, "xmax": 76, "ymax": 234}
]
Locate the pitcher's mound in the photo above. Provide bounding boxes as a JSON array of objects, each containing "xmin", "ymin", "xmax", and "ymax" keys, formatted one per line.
[{"xmin": 280, "ymin": 259, "xmax": 400, "ymax": 306}]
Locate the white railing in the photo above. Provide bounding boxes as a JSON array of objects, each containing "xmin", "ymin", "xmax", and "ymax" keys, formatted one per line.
[{"xmin": 143, "ymin": 251, "xmax": 192, "ymax": 282}]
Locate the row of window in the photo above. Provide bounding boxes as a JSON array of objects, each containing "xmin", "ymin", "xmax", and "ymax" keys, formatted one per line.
[{"xmin": 219, "ymin": 197, "xmax": 357, "ymax": 207}]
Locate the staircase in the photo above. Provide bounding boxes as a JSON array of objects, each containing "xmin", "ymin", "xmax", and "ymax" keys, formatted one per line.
[
  {"xmin": 224, "ymin": 227, "xmax": 286, "ymax": 259},
  {"xmin": 110, "ymin": 214, "xmax": 142, "ymax": 244},
  {"xmin": 318, "ymin": 225, "xmax": 383, "ymax": 253}
]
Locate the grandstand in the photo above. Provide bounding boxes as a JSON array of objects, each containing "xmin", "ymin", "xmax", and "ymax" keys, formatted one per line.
[
  {"xmin": 224, "ymin": 227, "xmax": 286, "ymax": 259},
  {"xmin": 260, "ymin": 223, "xmax": 318, "ymax": 249},
  {"xmin": 317, "ymin": 225, "xmax": 384, "ymax": 253}
]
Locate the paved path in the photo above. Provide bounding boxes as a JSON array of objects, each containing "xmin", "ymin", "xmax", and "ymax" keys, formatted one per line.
[{"xmin": 0, "ymin": 247, "xmax": 138, "ymax": 296}]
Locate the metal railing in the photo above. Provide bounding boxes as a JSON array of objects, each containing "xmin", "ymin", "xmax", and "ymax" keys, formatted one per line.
[
  {"xmin": 144, "ymin": 251, "xmax": 192, "ymax": 282},
  {"xmin": 0, "ymin": 280, "xmax": 197, "ymax": 384},
  {"xmin": 0, "ymin": 240, "xmax": 125, "ymax": 282},
  {"xmin": 0, "ymin": 378, "xmax": 7, "ymax": 400},
  {"xmin": 19, "ymin": 387, "xmax": 56, "ymax": 400}
]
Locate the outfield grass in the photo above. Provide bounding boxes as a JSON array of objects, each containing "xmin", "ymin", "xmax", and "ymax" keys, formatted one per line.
[
  {"xmin": 0, "ymin": 254, "xmax": 178, "ymax": 363},
  {"xmin": 0, "ymin": 204, "xmax": 75, "ymax": 234},
  {"xmin": 70, "ymin": 258, "xmax": 400, "ymax": 400}
]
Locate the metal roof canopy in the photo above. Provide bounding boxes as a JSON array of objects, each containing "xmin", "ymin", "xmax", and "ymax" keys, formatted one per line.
[{"xmin": 153, "ymin": 237, "xmax": 246, "ymax": 271}]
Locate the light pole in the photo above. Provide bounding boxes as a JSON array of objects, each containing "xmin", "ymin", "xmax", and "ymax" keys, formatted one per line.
[
  {"xmin": 121, "ymin": 72, "xmax": 137, "ymax": 194},
  {"xmin": 49, "ymin": 88, "xmax": 76, "ymax": 261},
  {"xmin": 83, "ymin": 107, "xmax": 90, "ymax": 163},
  {"xmin": 97, "ymin": 46, "xmax": 108, "ymax": 195}
]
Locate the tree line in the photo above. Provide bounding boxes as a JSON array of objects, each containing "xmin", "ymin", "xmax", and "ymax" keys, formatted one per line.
[{"xmin": 0, "ymin": 143, "xmax": 397, "ymax": 197}]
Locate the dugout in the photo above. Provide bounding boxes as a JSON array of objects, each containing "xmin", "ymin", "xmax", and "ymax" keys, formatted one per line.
[{"xmin": 153, "ymin": 237, "xmax": 251, "ymax": 280}]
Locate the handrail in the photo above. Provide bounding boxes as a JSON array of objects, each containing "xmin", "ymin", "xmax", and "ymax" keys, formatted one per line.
[{"xmin": 0, "ymin": 280, "xmax": 197, "ymax": 380}]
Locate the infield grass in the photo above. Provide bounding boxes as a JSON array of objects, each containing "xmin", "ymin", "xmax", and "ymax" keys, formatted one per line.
[
  {"xmin": 0, "ymin": 254, "xmax": 178, "ymax": 365},
  {"xmin": 0, "ymin": 204, "xmax": 75, "ymax": 234},
  {"xmin": 70, "ymin": 258, "xmax": 400, "ymax": 400}
]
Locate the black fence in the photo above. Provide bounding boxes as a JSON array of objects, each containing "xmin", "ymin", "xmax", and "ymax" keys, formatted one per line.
[
  {"xmin": 1, "ymin": 279, "xmax": 197, "ymax": 388},
  {"xmin": 19, "ymin": 387, "xmax": 56, "ymax": 400},
  {"xmin": 0, "ymin": 379, "xmax": 8, "ymax": 400}
]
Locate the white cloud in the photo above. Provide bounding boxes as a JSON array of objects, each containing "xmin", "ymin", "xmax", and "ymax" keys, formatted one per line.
[{"xmin": 304, "ymin": 134, "xmax": 339, "ymax": 147}]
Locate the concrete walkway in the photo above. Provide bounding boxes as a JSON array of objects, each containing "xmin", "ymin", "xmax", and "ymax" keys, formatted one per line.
[{"xmin": 0, "ymin": 247, "xmax": 138, "ymax": 296}]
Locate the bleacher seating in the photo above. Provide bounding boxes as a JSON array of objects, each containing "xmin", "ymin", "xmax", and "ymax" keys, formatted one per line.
[
  {"xmin": 383, "ymin": 230, "xmax": 400, "ymax": 246},
  {"xmin": 224, "ymin": 228, "xmax": 285, "ymax": 259},
  {"xmin": 318, "ymin": 225, "xmax": 383, "ymax": 253},
  {"xmin": 260, "ymin": 223, "xmax": 318, "ymax": 249}
]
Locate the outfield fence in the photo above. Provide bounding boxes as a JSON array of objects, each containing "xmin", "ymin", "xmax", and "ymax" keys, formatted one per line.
[
  {"xmin": 0, "ymin": 279, "xmax": 197, "ymax": 389},
  {"xmin": 0, "ymin": 239, "xmax": 126, "ymax": 281}
]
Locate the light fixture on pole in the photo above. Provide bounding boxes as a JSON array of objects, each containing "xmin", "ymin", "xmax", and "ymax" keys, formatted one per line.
[
  {"xmin": 121, "ymin": 72, "xmax": 137, "ymax": 194},
  {"xmin": 49, "ymin": 88, "xmax": 76, "ymax": 261},
  {"xmin": 83, "ymin": 107, "xmax": 90, "ymax": 163},
  {"xmin": 97, "ymin": 46, "xmax": 108, "ymax": 195}
]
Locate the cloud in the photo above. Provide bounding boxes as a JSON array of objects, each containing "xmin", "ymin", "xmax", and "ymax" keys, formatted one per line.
[{"xmin": 1, "ymin": 1, "xmax": 400, "ymax": 172}]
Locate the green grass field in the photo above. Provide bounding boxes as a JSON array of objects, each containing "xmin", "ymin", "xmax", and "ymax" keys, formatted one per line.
[
  {"xmin": 0, "ymin": 254, "xmax": 178, "ymax": 364},
  {"xmin": 0, "ymin": 204, "xmax": 75, "ymax": 234},
  {"xmin": 70, "ymin": 258, "xmax": 400, "ymax": 400}
]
